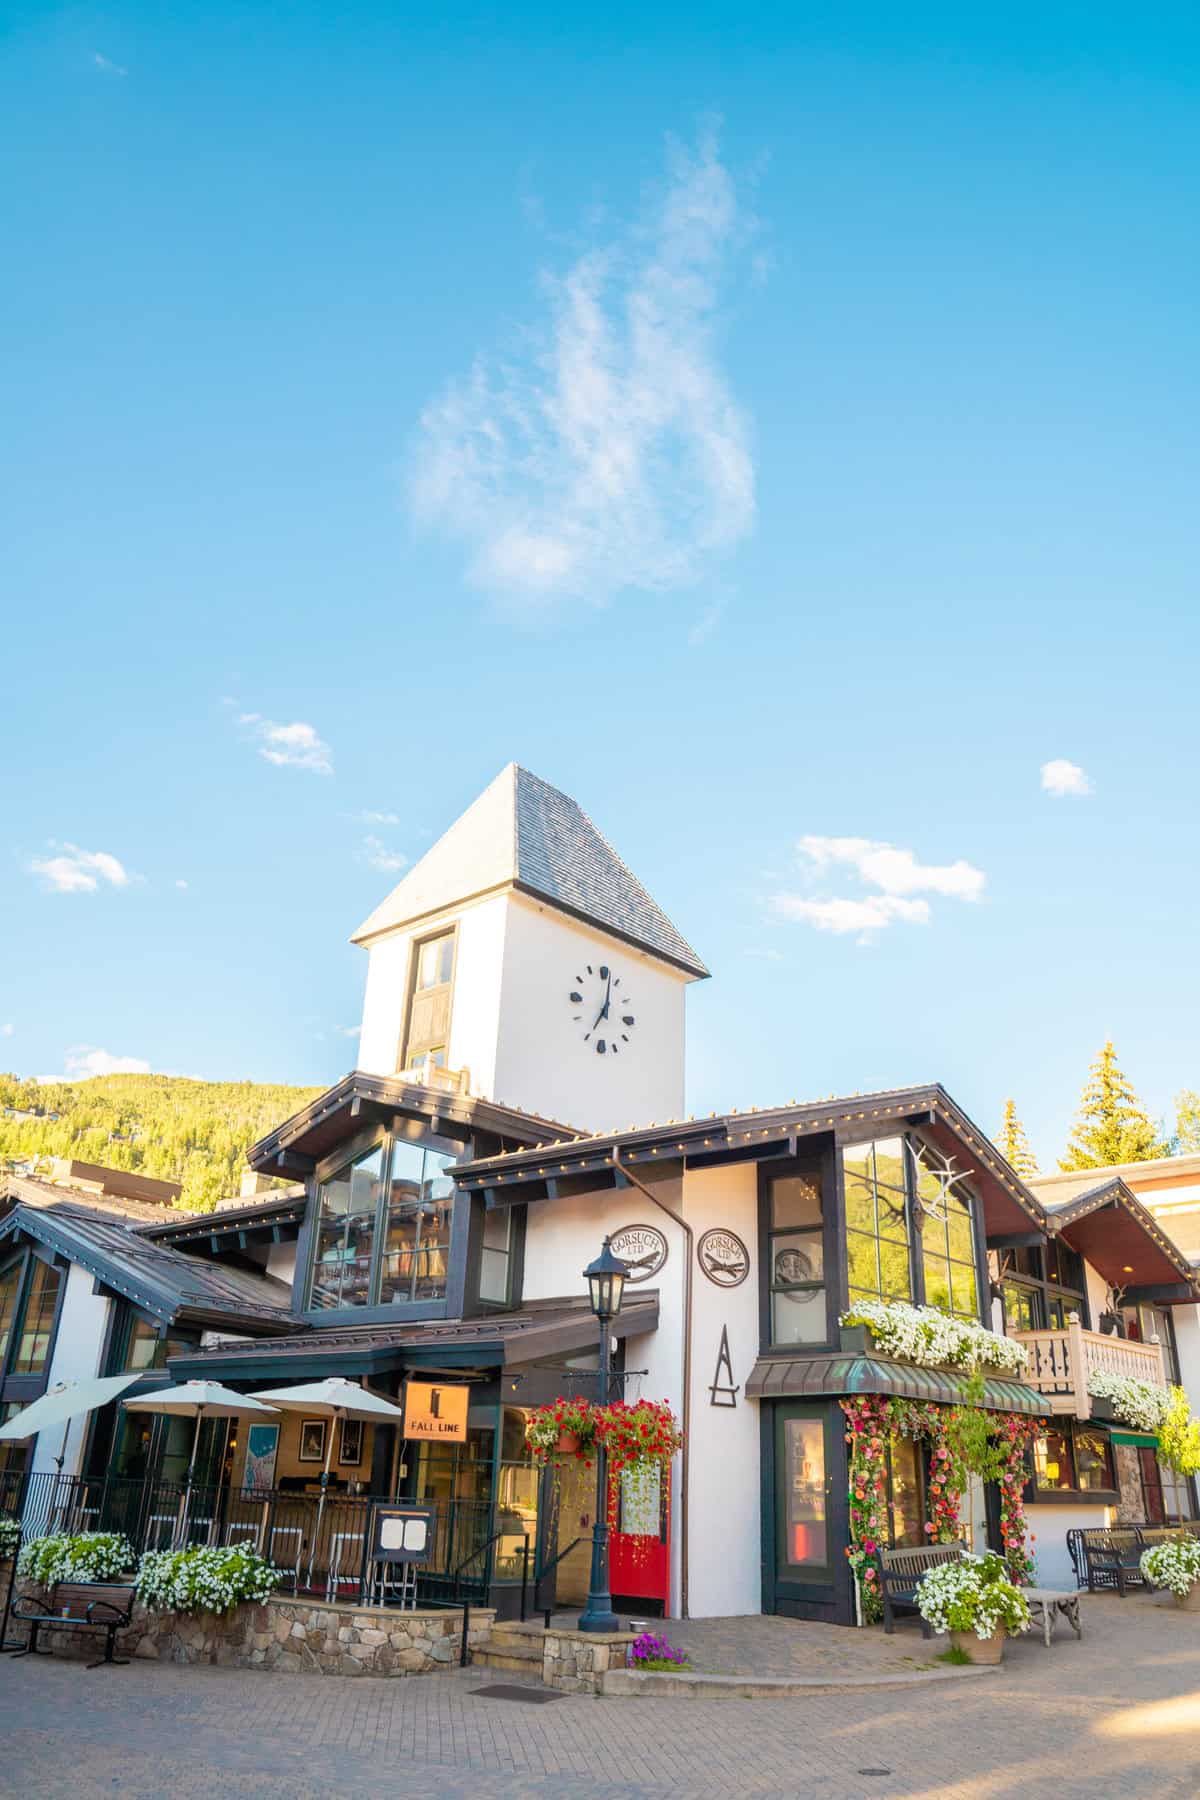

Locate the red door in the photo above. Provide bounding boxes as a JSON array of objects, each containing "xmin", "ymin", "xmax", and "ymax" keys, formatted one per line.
[{"xmin": 608, "ymin": 1463, "xmax": 671, "ymax": 1611}]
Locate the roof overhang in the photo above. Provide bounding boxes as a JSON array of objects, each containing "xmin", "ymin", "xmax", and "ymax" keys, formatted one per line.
[
  {"xmin": 245, "ymin": 1071, "xmax": 577, "ymax": 1179},
  {"xmin": 1045, "ymin": 1178, "xmax": 1200, "ymax": 1302},
  {"xmin": 745, "ymin": 1351, "xmax": 1047, "ymax": 1415},
  {"xmin": 456, "ymin": 1084, "xmax": 1048, "ymax": 1238},
  {"xmin": 139, "ymin": 1191, "xmax": 307, "ymax": 1253},
  {"xmin": 166, "ymin": 1294, "xmax": 660, "ymax": 1383}
]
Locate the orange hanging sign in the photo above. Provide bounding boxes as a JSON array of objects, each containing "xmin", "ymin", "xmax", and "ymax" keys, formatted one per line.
[{"xmin": 403, "ymin": 1380, "xmax": 469, "ymax": 1441}]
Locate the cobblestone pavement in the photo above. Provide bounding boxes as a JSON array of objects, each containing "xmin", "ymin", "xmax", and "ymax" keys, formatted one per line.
[
  {"xmin": 642, "ymin": 1610, "xmax": 944, "ymax": 1675},
  {"xmin": 2, "ymin": 1592, "xmax": 1199, "ymax": 1799}
]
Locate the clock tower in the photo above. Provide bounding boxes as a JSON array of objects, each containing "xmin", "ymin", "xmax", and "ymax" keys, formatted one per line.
[{"xmin": 351, "ymin": 765, "xmax": 708, "ymax": 1132}]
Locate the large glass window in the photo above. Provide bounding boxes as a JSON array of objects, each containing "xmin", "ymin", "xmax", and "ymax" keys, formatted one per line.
[
  {"xmin": 843, "ymin": 1139, "xmax": 912, "ymax": 1308},
  {"xmin": 310, "ymin": 1143, "xmax": 385, "ymax": 1309},
  {"xmin": 768, "ymin": 1173, "xmax": 826, "ymax": 1345},
  {"xmin": 11, "ymin": 1258, "xmax": 63, "ymax": 1374},
  {"xmin": 914, "ymin": 1149, "xmax": 978, "ymax": 1321},
  {"xmin": 885, "ymin": 1433, "xmax": 926, "ymax": 1547},
  {"xmin": 1033, "ymin": 1425, "xmax": 1076, "ymax": 1491},
  {"xmin": 1031, "ymin": 1424, "xmax": 1115, "ymax": 1496},
  {"xmin": 495, "ymin": 1408, "xmax": 538, "ymax": 1579},
  {"xmin": 121, "ymin": 1312, "xmax": 195, "ymax": 1371},
  {"xmin": 379, "ymin": 1142, "xmax": 455, "ymax": 1305}
]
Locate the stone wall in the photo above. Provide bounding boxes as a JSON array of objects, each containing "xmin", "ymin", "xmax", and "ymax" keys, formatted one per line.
[
  {"xmin": 541, "ymin": 1626, "xmax": 639, "ymax": 1695},
  {"xmin": 9, "ymin": 1582, "xmax": 495, "ymax": 1678},
  {"xmin": 0, "ymin": 1558, "xmax": 13, "ymax": 1631}
]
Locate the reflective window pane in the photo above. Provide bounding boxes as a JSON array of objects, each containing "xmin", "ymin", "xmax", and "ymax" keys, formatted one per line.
[
  {"xmin": 416, "ymin": 934, "xmax": 454, "ymax": 990},
  {"xmin": 13, "ymin": 1259, "xmax": 63, "ymax": 1374},
  {"xmin": 310, "ymin": 1143, "xmax": 384, "ymax": 1309},
  {"xmin": 479, "ymin": 1208, "xmax": 512, "ymax": 1305},
  {"xmin": 1034, "ymin": 1428, "xmax": 1075, "ymax": 1491},
  {"xmin": 772, "ymin": 1175, "xmax": 822, "ymax": 1230},
  {"xmin": 379, "ymin": 1144, "xmax": 455, "ymax": 1305},
  {"xmin": 0, "ymin": 1265, "xmax": 20, "ymax": 1366},
  {"xmin": 771, "ymin": 1286, "xmax": 827, "ymax": 1345},
  {"xmin": 1075, "ymin": 1429, "xmax": 1115, "ymax": 1492}
]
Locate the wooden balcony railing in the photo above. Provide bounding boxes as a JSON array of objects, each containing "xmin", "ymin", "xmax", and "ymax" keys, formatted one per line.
[{"xmin": 1011, "ymin": 1313, "xmax": 1167, "ymax": 1420}]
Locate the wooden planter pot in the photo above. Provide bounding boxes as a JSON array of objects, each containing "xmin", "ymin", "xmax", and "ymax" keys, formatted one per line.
[
  {"xmin": 949, "ymin": 1627, "xmax": 1005, "ymax": 1665},
  {"xmin": 1174, "ymin": 1585, "xmax": 1200, "ymax": 1612},
  {"xmin": 556, "ymin": 1431, "xmax": 581, "ymax": 1456}
]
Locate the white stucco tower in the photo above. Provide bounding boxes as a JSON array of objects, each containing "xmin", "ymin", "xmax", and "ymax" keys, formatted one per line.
[{"xmin": 351, "ymin": 765, "xmax": 708, "ymax": 1133}]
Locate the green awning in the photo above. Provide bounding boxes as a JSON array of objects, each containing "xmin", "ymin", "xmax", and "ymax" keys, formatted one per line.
[
  {"xmin": 1110, "ymin": 1430, "xmax": 1159, "ymax": 1448},
  {"xmin": 745, "ymin": 1351, "xmax": 1047, "ymax": 1416}
]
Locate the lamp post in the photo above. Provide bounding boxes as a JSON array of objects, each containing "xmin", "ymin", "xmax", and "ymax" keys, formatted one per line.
[{"xmin": 578, "ymin": 1236, "xmax": 628, "ymax": 1633}]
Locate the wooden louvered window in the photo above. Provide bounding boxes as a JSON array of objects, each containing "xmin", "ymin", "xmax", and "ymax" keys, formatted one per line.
[{"xmin": 403, "ymin": 930, "xmax": 456, "ymax": 1071}]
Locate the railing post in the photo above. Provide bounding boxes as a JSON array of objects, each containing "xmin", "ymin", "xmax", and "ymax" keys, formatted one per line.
[
  {"xmin": 460, "ymin": 1599, "xmax": 471, "ymax": 1667},
  {"xmin": 519, "ymin": 1535, "xmax": 530, "ymax": 1624},
  {"xmin": 1150, "ymin": 1334, "xmax": 1168, "ymax": 1387},
  {"xmin": 1068, "ymin": 1311, "xmax": 1089, "ymax": 1420}
]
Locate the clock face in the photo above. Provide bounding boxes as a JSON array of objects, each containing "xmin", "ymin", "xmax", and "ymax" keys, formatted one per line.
[{"xmin": 567, "ymin": 962, "xmax": 635, "ymax": 1056}]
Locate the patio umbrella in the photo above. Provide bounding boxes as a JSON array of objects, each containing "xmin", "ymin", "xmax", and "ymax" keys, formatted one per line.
[
  {"xmin": 248, "ymin": 1378, "xmax": 406, "ymax": 1588},
  {"xmin": 0, "ymin": 1372, "xmax": 146, "ymax": 1472},
  {"xmin": 122, "ymin": 1381, "xmax": 280, "ymax": 1547}
]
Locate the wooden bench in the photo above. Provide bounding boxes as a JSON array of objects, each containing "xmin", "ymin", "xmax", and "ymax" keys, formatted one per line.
[
  {"xmin": 11, "ymin": 1581, "xmax": 135, "ymax": 1668},
  {"xmin": 877, "ymin": 1543, "xmax": 966, "ymax": 1635}
]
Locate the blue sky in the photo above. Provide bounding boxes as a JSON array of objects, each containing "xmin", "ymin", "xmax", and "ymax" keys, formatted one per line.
[{"xmin": 4, "ymin": 4, "xmax": 1199, "ymax": 1170}]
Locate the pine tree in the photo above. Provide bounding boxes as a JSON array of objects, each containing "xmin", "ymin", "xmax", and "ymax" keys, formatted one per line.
[
  {"xmin": 996, "ymin": 1098, "xmax": 1039, "ymax": 1179},
  {"xmin": 1059, "ymin": 1040, "xmax": 1170, "ymax": 1170}
]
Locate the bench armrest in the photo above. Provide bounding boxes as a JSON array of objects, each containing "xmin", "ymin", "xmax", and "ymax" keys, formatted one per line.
[
  {"xmin": 85, "ymin": 1599, "xmax": 132, "ymax": 1625},
  {"xmin": 9, "ymin": 1595, "xmax": 40, "ymax": 1620}
]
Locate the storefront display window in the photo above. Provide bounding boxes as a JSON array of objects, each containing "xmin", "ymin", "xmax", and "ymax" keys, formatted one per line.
[
  {"xmin": 1031, "ymin": 1423, "xmax": 1116, "ymax": 1497},
  {"xmin": 495, "ymin": 1408, "xmax": 538, "ymax": 1579},
  {"xmin": 886, "ymin": 1433, "xmax": 925, "ymax": 1547}
]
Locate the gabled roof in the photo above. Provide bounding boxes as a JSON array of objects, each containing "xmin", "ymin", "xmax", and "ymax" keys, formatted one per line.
[
  {"xmin": 0, "ymin": 1179, "xmax": 294, "ymax": 1333},
  {"xmin": 1028, "ymin": 1172, "xmax": 1200, "ymax": 1300},
  {"xmin": 350, "ymin": 763, "xmax": 709, "ymax": 979}
]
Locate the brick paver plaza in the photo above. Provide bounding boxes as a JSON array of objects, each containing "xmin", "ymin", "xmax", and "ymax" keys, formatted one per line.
[{"xmin": 1, "ymin": 1592, "xmax": 1198, "ymax": 1798}]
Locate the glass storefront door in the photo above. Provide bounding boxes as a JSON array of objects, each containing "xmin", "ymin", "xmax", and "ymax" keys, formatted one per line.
[{"xmin": 767, "ymin": 1402, "xmax": 847, "ymax": 1621}]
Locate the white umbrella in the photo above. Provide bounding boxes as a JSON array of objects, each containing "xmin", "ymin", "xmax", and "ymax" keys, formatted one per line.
[
  {"xmin": 249, "ymin": 1379, "xmax": 406, "ymax": 1589},
  {"xmin": 122, "ymin": 1381, "xmax": 279, "ymax": 1547},
  {"xmin": 0, "ymin": 1372, "xmax": 145, "ymax": 1470}
]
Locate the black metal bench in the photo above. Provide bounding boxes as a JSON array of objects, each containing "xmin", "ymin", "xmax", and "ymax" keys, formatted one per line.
[
  {"xmin": 1071, "ymin": 1528, "xmax": 1146, "ymax": 1596},
  {"xmin": 11, "ymin": 1580, "xmax": 135, "ymax": 1667},
  {"xmin": 876, "ymin": 1543, "xmax": 966, "ymax": 1635}
]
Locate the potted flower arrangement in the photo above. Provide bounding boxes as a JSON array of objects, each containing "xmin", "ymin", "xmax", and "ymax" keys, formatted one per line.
[
  {"xmin": 524, "ymin": 1396, "xmax": 599, "ymax": 1463},
  {"xmin": 626, "ymin": 1629, "xmax": 689, "ymax": 1671},
  {"xmin": 136, "ymin": 1545, "xmax": 278, "ymax": 1616},
  {"xmin": 17, "ymin": 1531, "xmax": 133, "ymax": 1586},
  {"xmin": 1140, "ymin": 1536, "xmax": 1200, "ymax": 1612},
  {"xmin": 0, "ymin": 1516, "xmax": 20, "ymax": 1563},
  {"xmin": 916, "ymin": 1550, "xmax": 1031, "ymax": 1664}
]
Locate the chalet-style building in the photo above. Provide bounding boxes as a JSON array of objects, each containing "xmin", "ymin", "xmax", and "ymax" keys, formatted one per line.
[{"xmin": 2, "ymin": 766, "xmax": 1198, "ymax": 1622}]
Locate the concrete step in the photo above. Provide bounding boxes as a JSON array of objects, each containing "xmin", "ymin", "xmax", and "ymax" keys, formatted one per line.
[{"xmin": 473, "ymin": 1636, "xmax": 545, "ymax": 1673}]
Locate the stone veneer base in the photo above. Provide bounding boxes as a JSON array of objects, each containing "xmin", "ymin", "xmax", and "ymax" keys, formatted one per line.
[{"xmin": 9, "ymin": 1582, "xmax": 495, "ymax": 1678}]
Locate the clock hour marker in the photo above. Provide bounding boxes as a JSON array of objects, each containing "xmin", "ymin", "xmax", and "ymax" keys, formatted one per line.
[
  {"xmin": 599, "ymin": 965, "xmax": 608, "ymax": 979},
  {"xmin": 569, "ymin": 991, "xmax": 583, "ymax": 1003},
  {"xmin": 596, "ymin": 1039, "xmax": 606, "ymax": 1054},
  {"xmin": 621, "ymin": 1033, "xmax": 629, "ymax": 1042},
  {"xmin": 621, "ymin": 1015, "xmax": 635, "ymax": 1027},
  {"xmin": 586, "ymin": 964, "xmax": 593, "ymax": 974}
]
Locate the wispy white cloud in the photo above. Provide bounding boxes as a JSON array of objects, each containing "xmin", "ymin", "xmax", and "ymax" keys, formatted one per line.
[
  {"xmin": 362, "ymin": 836, "xmax": 408, "ymax": 873},
  {"xmin": 239, "ymin": 714, "xmax": 333, "ymax": 775},
  {"xmin": 336, "ymin": 1024, "xmax": 362, "ymax": 1039},
  {"xmin": 772, "ymin": 835, "xmax": 986, "ymax": 943},
  {"xmin": 742, "ymin": 947, "xmax": 784, "ymax": 961},
  {"xmin": 64, "ymin": 1046, "xmax": 151, "ymax": 1078},
  {"xmin": 0, "ymin": 1023, "xmax": 13, "ymax": 1037},
  {"xmin": 175, "ymin": 879, "xmax": 188, "ymax": 890},
  {"xmin": 795, "ymin": 836, "xmax": 986, "ymax": 903},
  {"xmin": 352, "ymin": 810, "xmax": 401, "ymax": 826},
  {"xmin": 29, "ymin": 844, "xmax": 132, "ymax": 894},
  {"xmin": 687, "ymin": 599, "xmax": 724, "ymax": 646},
  {"xmin": 1041, "ymin": 758, "xmax": 1092, "ymax": 797},
  {"xmin": 93, "ymin": 52, "xmax": 128, "ymax": 76},
  {"xmin": 410, "ymin": 126, "xmax": 756, "ymax": 607}
]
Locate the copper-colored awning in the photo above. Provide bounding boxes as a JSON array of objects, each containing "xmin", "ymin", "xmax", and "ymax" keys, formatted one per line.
[{"xmin": 745, "ymin": 1351, "xmax": 1047, "ymax": 1415}]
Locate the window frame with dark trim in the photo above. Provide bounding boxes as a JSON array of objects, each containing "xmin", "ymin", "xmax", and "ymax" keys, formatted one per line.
[
  {"xmin": 1026, "ymin": 1421, "xmax": 1118, "ymax": 1504},
  {"xmin": 398, "ymin": 926, "xmax": 459, "ymax": 1074},
  {"xmin": 998, "ymin": 1242, "xmax": 1089, "ymax": 1335},
  {"xmin": 0, "ymin": 1242, "xmax": 69, "ymax": 1403}
]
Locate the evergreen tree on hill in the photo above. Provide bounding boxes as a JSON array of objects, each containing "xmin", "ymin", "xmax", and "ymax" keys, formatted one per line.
[
  {"xmin": 0, "ymin": 1071, "xmax": 322, "ymax": 1212},
  {"xmin": 996, "ymin": 1098, "xmax": 1039, "ymax": 1179},
  {"xmin": 1059, "ymin": 1041, "xmax": 1170, "ymax": 1171}
]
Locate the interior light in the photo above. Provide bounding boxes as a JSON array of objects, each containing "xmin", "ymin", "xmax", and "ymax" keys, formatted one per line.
[{"xmin": 1122, "ymin": 1265, "xmax": 1134, "ymax": 1273}]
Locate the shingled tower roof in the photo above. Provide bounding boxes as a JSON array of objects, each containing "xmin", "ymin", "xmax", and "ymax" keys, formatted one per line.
[{"xmin": 351, "ymin": 763, "xmax": 708, "ymax": 979}]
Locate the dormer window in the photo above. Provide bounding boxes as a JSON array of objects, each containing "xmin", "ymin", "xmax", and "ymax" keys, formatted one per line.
[{"xmin": 308, "ymin": 1136, "xmax": 457, "ymax": 1311}]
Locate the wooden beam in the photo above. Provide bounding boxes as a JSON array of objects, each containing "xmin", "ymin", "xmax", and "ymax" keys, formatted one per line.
[
  {"xmin": 1122, "ymin": 1283, "xmax": 1199, "ymax": 1305},
  {"xmin": 986, "ymin": 1231, "xmax": 1047, "ymax": 1250}
]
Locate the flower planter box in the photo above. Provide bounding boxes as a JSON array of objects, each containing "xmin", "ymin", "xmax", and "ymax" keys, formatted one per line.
[
  {"xmin": 1175, "ymin": 1586, "xmax": 1200, "ymax": 1612},
  {"xmin": 950, "ymin": 1627, "xmax": 1005, "ymax": 1665},
  {"xmin": 556, "ymin": 1431, "xmax": 582, "ymax": 1456}
]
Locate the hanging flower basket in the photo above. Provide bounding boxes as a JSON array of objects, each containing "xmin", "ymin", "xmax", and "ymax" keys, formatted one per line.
[
  {"xmin": 597, "ymin": 1399, "xmax": 682, "ymax": 1563},
  {"xmin": 524, "ymin": 1397, "xmax": 599, "ymax": 1464}
]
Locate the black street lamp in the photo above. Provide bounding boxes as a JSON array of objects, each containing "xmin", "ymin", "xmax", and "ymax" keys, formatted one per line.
[{"xmin": 578, "ymin": 1236, "xmax": 628, "ymax": 1633}]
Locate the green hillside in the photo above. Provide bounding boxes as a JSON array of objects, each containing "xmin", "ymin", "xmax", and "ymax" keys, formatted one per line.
[{"xmin": 0, "ymin": 1071, "xmax": 324, "ymax": 1213}]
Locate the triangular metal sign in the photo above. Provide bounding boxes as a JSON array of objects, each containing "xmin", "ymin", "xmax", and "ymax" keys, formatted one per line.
[{"xmin": 708, "ymin": 1324, "xmax": 740, "ymax": 1408}]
